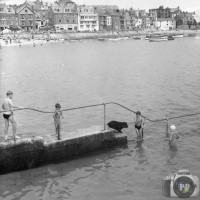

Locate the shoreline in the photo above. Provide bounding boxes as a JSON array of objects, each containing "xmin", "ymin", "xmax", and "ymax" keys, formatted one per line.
[{"xmin": 1, "ymin": 29, "xmax": 200, "ymax": 47}]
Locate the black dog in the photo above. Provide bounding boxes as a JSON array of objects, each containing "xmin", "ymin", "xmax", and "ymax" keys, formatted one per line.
[{"xmin": 107, "ymin": 121, "xmax": 128, "ymax": 133}]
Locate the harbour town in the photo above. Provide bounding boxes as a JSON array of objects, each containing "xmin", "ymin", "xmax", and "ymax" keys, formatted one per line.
[{"xmin": 0, "ymin": 0, "xmax": 200, "ymax": 46}]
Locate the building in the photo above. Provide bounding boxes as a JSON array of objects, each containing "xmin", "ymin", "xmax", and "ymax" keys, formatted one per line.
[
  {"xmin": 0, "ymin": 3, "xmax": 18, "ymax": 31},
  {"xmin": 50, "ymin": 0, "xmax": 78, "ymax": 32},
  {"xmin": 193, "ymin": 12, "xmax": 200, "ymax": 23},
  {"xmin": 98, "ymin": 11, "xmax": 108, "ymax": 31},
  {"xmin": 135, "ymin": 18, "xmax": 143, "ymax": 28},
  {"xmin": 175, "ymin": 12, "xmax": 195, "ymax": 29},
  {"xmin": 149, "ymin": 6, "xmax": 171, "ymax": 25},
  {"xmin": 142, "ymin": 16, "xmax": 151, "ymax": 28},
  {"xmin": 154, "ymin": 18, "xmax": 176, "ymax": 30},
  {"xmin": 78, "ymin": 5, "xmax": 99, "ymax": 32},
  {"xmin": 120, "ymin": 10, "xmax": 133, "ymax": 30},
  {"xmin": 149, "ymin": 8, "xmax": 157, "ymax": 25},
  {"xmin": 135, "ymin": 9, "xmax": 146, "ymax": 17},
  {"xmin": 157, "ymin": 6, "xmax": 171, "ymax": 18},
  {"xmin": 29, "ymin": 1, "xmax": 50, "ymax": 30},
  {"xmin": 170, "ymin": 7, "xmax": 181, "ymax": 18},
  {"xmin": 16, "ymin": 3, "xmax": 36, "ymax": 31}
]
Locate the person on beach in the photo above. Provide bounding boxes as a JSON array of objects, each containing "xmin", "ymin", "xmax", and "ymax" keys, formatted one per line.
[
  {"xmin": 53, "ymin": 103, "xmax": 64, "ymax": 140},
  {"xmin": 164, "ymin": 118, "xmax": 179, "ymax": 144},
  {"xmin": 134, "ymin": 111, "xmax": 146, "ymax": 138},
  {"xmin": 2, "ymin": 91, "xmax": 23, "ymax": 141}
]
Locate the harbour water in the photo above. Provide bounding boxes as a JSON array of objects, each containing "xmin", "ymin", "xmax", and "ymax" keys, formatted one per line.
[{"xmin": 0, "ymin": 37, "xmax": 200, "ymax": 199}]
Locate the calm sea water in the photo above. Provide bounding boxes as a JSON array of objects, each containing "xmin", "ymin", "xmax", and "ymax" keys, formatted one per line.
[{"xmin": 1, "ymin": 37, "xmax": 200, "ymax": 200}]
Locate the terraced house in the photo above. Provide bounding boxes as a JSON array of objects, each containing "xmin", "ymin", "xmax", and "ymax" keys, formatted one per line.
[
  {"xmin": 78, "ymin": 5, "xmax": 99, "ymax": 32},
  {"xmin": 0, "ymin": 3, "xmax": 18, "ymax": 31},
  {"xmin": 50, "ymin": 0, "xmax": 78, "ymax": 32},
  {"xmin": 16, "ymin": 3, "xmax": 36, "ymax": 31}
]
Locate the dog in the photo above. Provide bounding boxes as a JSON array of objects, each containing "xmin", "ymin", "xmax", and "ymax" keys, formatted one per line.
[{"xmin": 107, "ymin": 121, "xmax": 128, "ymax": 133}]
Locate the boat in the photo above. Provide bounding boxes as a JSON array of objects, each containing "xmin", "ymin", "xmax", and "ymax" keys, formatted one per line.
[
  {"xmin": 188, "ymin": 33, "xmax": 197, "ymax": 37},
  {"xmin": 97, "ymin": 38, "xmax": 106, "ymax": 41},
  {"xmin": 173, "ymin": 34, "xmax": 184, "ymax": 38},
  {"xmin": 121, "ymin": 37, "xmax": 130, "ymax": 40},
  {"xmin": 133, "ymin": 37, "xmax": 141, "ymax": 40},
  {"xmin": 149, "ymin": 38, "xmax": 168, "ymax": 42},
  {"xmin": 145, "ymin": 35, "xmax": 151, "ymax": 40},
  {"xmin": 108, "ymin": 37, "xmax": 121, "ymax": 41},
  {"xmin": 168, "ymin": 35, "xmax": 174, "ymax": 40}
]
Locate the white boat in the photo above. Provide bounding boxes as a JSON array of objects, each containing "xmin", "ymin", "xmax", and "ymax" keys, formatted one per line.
[
  {"xmin": 149, "ymin": 38, "xmax": 168, "ymax": 42},
  {"xmin": 108, "ymin": 37, "xmax": 122, "ymax": 41},
  {"xmin": 173, "ymin": 34, "xmax": 184, "ymax": 38},
  {"xmin": 121, "ymin": 37, "xmax": 130, "ymax": 40}
]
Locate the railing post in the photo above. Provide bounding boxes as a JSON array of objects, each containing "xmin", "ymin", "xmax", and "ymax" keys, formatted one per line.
[{"xmin": 103, "ymin": 103, "xmax": 106, "ymax": 130}]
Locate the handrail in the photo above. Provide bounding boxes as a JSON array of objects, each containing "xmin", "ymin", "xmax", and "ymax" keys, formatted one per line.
[{"xmin": 1, "ymin": 102, "xmax": 200, "ymax": 124}]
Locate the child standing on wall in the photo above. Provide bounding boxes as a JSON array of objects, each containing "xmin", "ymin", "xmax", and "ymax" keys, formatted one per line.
[{"xmin": 53, "ymin": 103, "xmax": 64, "ymax": 140}]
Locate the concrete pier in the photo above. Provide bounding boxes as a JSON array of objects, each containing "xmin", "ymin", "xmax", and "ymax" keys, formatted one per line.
[{"xmin": 0, "ymin": 127, "xmax": 127, "ymax": 174}]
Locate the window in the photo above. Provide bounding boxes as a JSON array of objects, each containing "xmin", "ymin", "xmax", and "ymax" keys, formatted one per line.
[
  {"xmin": 25, "ymin": 9, "xmax": 27, "ymax": 13},
  {"xmin": 65, "ymin": 9, "xmax": 70, "ymax": 12},
  {"xmin": 30, "ymin": 15, "xmax": 33, "ymax": 19},
  {"xmin": 30, "ymin": 21, "xmax": 33, "ymax": 25},
  {"xmin": 7, "ymin": 8, "xmax": 11, "ymax": 12},
  {"xmin": 21, "ymin": 21, "xmax": 25, "ymax": 26},
  {"xmin": 21, "ymin": 15, "xmax": 25, "ymax": 19},
  {"xmin": 0, "ymin": 8, "xmax": 3, "ymax": 12},
  {"xmin": 81, "ymin": 16, "xmax": 84, "ymax": 19},
  {"xmin": 59, "ymin": 19, "xmax": 61, "ymax": 22},
  {"xmin": 84, "ymin": 9, "xmax": 88, "ymax": 12}
]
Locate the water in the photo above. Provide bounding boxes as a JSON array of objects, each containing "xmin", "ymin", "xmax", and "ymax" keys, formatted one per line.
[{"xmin": 1, "ymin": 38, "xmax": 200, "ymax": 199}]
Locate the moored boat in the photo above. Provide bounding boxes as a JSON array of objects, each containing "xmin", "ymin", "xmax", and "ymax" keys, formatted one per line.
[
  {"xmin": 108, "ymin": 37, "xmax": 121, "ymax": 41},
  {"xmin": 188, "ymin": 33, "xmax": 197, "ymax": 37},
  {"xmin": 149, "ymin": 37, "xmax": 168, "ymax": 42},
  {"xmin": 121, "ymin": 37, "xmax": 130, "ymax": 40},
  {"xmin": 97, "ymin": 38, "xmax": 106, "ymax": 41},
  {"xmin": 133, "ymin": 37, "xmax": 141, "ymax": 40},
  {"xmin": 168, "ymin": 35, "xmax": 174, "ymax": 40},
  {"xmin": 173, "ymin": 34, "xmax": 184, "ymax": 38},
  {"xmin": 145, "ymin": 35, "xmax": 151, "ymax": 40}
]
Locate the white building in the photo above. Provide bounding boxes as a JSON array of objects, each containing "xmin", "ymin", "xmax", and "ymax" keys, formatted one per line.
[
  {"xmin": 193, "ymin": 13, "xmax": 200, "ymax": 23},
  {"xmin": 78, "ymin": 5, "xmax": 99, "ymax": 31},
  {"xmin": 135, "ymin": 18, "xmax": 143, "ymax": 28},
  {"xmin": 154, "ymin": 18, "xmax": 176, "ymax": 30}
]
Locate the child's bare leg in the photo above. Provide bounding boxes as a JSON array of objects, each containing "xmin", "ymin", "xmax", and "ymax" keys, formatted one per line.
[
  {"xmin": 4, "ymin": 119, "xmax": 9, "ymax": 140},
  {"xmin": 8, "ymin": 116, "xmax": 18, "ymax": 139},
  {"xmin": 57, "ymin": 125, "xmax": 61, "ymax": 140},
  {"xmin": 139, "ymin": 129, "xmax": 142, "ymax": 137},
  {"xmin": 135, "ymin": 128, "xmax": 139, "ymax": 137}
]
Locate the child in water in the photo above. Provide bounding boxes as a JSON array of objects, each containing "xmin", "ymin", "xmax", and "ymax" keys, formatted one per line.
[
  {"xmin": 53, "ymin": 103, "xmax": 64, "ymax": 140},
  {"xmin": 134, "ymin": 111, "xmax": 146, "ymax": 138},
  {"xmin": 164, "ymin": 118, "xmax": 179, "ymax": 144}
]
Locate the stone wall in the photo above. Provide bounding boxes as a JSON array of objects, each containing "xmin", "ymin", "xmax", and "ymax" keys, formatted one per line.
[{"xmin": 0, "ymin": 130, "xmax": 127, "ymax": 174}]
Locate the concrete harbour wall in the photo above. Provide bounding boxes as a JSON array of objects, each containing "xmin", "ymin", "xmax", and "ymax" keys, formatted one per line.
[{"xmin": 0, "ymin": 130, "xmax": 127, "ymax": 174}]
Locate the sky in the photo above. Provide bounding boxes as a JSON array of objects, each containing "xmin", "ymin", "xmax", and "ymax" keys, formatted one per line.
[{"xmin": 1, "ymin": 0, "xmax": 200, "ymax": 11}]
